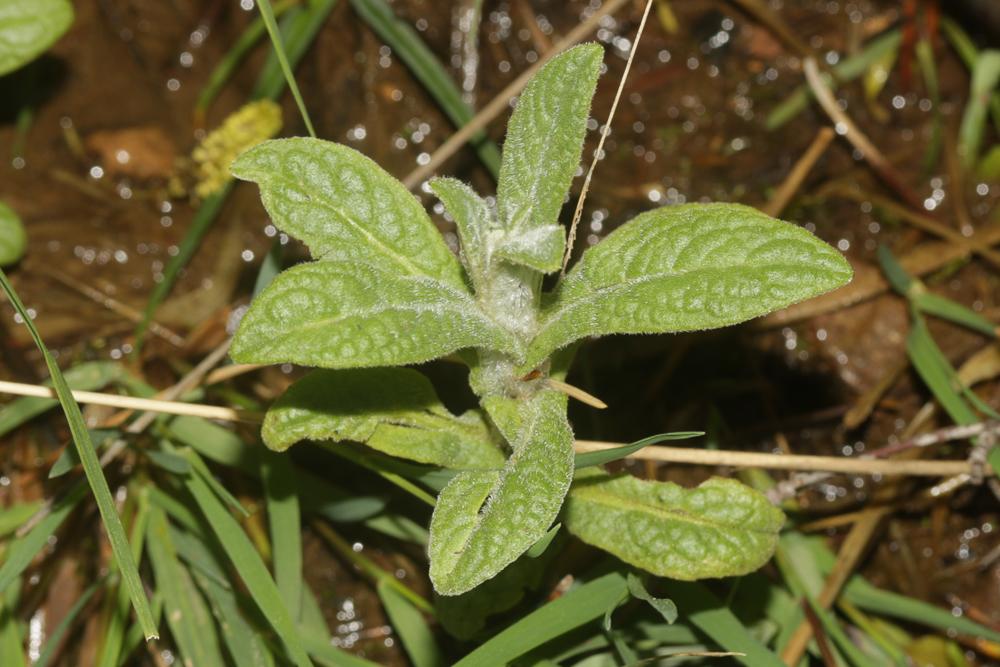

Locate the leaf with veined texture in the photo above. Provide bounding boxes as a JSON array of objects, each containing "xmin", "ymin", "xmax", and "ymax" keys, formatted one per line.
[
  {"xmin": 564, "ymin": 469, "xmax": 785, "ymax": 580},
  {"xmin": 231, "ymin": 259, "xmax": 519, "ymax": 368},
  {"xmin": 429, "ymin": 177, "xmax": 492, "ymax": 291},
  {"xmin": 232, "ymin": 137, "xmax": 465, "ymax": 287},
  {"xmin": 526, "ymin": 203, "xmax": 853, "ymax": 367},
  {"xmin": 494, "ymin": 43, "xmax": 602, "ymax": 272},
  {"xmin": 429, "ymin": 390, "xmax": 573, "ymax": 595},
  {"xmin": 262, "ymin": 368, "xmax": 505, "ymax": 469},
  {"xmin": 0, "ymin": 0, "xmax": 73, "ymax": 76}
]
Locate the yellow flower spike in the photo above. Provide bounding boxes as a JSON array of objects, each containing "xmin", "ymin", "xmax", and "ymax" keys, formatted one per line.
[{"xmin": 193, "ymin": 99, "xmax": 283, "ymax": 198}]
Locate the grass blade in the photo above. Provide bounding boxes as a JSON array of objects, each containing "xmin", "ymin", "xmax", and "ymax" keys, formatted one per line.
[
  {"xmin": 453, "ymin": 572, "xmax": 629, "ymax": 667},
  {"xmin": 146, "ymin": 506, "xmax": 226, "ymax": 666},
  {"xmin": 0, "ymin": 590, "xmax": 25, "ymax": 667},
  {"xmin": 574, "ymin": 432, "xmax": 703, "ymax": 469},
  {"xmin": 262, "ymin": 449, "xmax": 303, "ymax": 620},
  {"xmin": 0, "ymin": 502, "xmax": 40, "ymax": 539},
  {"xmin": 36, "ymin": 579, "xmax": 101, "ymax": 667},
  {"xmin": 377, "ymin": 580, "xmax": 444, "ymax": 667},
  {"xmin": 0, "ymin": 269, "xmax": 158, "ymax": 640},
  {"xmin": 195, "ymin": 0, "xmax": 297, "ymax": 115},
  {"xmin": 253, "ymin": 0, "xmax": 339, "ymax": 100},
  {"xmin": 0, "ymin": 483, "xmax": 84, "ymax": 593},
  {"xmin": 191, "ymin": 567, "xmax": 275, "ymax": 667},
  {"xmin": 958, "ymin": 50, "xmax": 1000, "ymax": 168},
  {"xmin": 181, "ymin": 449, "xmax": 314, "ymax": 667},
  {"xmin": 256, "ymin": 0, "xmax": 316, "ymax": 137},
  {"xmin": 665, "ymin": 580, "xmax": 785, "ymax": 666},
  {"xmin": 349, "ymin": 0, "xmax": 502, "ymax": 176}
]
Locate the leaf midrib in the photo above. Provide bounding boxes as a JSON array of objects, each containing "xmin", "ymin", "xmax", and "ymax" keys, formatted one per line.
[
  {"xmin": 264, "ymin": 171, "xmax": 447, "ymax": 283},
  {"xmin": 573, "ymin": 485, "xmax": 778, "ymax": 536}
]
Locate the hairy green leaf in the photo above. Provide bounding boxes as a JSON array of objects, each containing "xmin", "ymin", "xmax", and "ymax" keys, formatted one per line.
[
  {"xmin": 0, "ymin": 0, "xmax": 73, "ymax": 76},
  {"xmin": 232, "ymin": 138, "xmax": 464, "ymax": 286},
  {"xmin": 528, "ymin": 203, "xmax": 852, "ymax": 366},
  {"xmin": 262, "ymin": 368, "xmax": 505, "ymax": 468},
  {"xmin": 565, "ymin": 469, "xmax": 784, "ymax": 579},
  {"xmin": 494, "ymin": 43, "xmax": 602, "ymax": 271},
  {"xmin": 429, "ymin": 390, "xmax": 573, "ymax": 595},
  {"xmin": 429, "ymin": 177, "xmax": 492, "ymax": 291},
  {"xmin": 0, "ymin": 202, "xmax": 26, "ymax": 266},
  {"xmin": 232, "ymin": 259, "xmax": 518, "ymax": 367},
  {"xmin": 495, "ymin": 224, "xmax": 565, "ymax": 274}
]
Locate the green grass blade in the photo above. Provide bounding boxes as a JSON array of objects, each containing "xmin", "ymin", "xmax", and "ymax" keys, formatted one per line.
[
  {"xmin": 912, "ymin": 293, "xmax": 997, "ymax": 338},
  {"xmin": 766, "ymin": 30, "xmax": 901, "ymax": 130},
  {"xmin": 0, "ymin": 502, "xmax": 40, "ymax": 539},
  {"xmin": 453, "ymin": 572, "xmax": 629, "ymax": 667},
  {"xmin": 349, "ymin": 0, "xmax": 501, "ymax": 177},
  {"xmin": 377, "ymin": 580, "xmax": 444, "ymax": 667},
  {"xmin": 0, "ymin": 590, "xmax": 25, "ymax": 667},
  {"xmin": 0, "ymin": 484, "xmax": 84, "ymax": 593},
  {"xmin": 256, "ymin": 0, "xmax": 316, "ymax": 137},
  {"xmin": 36, "ymin": 579, "xmax": 102, "ymax": 667},
  {"xmin": 134, "ymin": 183, "xmax": 231, "ymax": 354},
  {"xmin": 665, "ymin": 580, "xmax": 785, "ymax": 666},
  {"xmin": 96, "ymin": 488, "xmax": 150, "ymax": 667},
  {"xmin": 262, "ymin": 449, "xmax": 303, "ymax": 620},
  {"xmin": 941, "ymin": 17, "xmax": 1000, "ymax": 134},
  {"xmin": 253, "ymin": 0, "xmax": 339, "ymax": 100},
  {"xmin": 191, "ymin": 568, "xmax": 276, "ymax": 667},
  {"xmin": 195, "ymin": 0, "xmax": 297, "ymax": 114},
  {"xmin": 958, "ymin": 50, "xmax": 1000, "ymax": 168},
  {"xmin": 181, "ymin": 451, "xmax": 314, "ymax": 667},
  {"xmin": 574, "ymin": 432, "xmax": 704, "ymax": 469},
  {"xmin": 117, "ymin": 593, "xmax": 164, "ymax": 665},
  {"xmin": 146, "ymin": 506, "xmax": 226, "ymax": 666},
  {"xmin": 0, "ymin": 269, "xmax": 157, "ymax": 640},
  {"xmin": 916, "ymin": 38, "xmax": 942, "ymax": 172}
]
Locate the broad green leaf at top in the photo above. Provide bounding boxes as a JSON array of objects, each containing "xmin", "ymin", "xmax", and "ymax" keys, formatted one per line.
[
  {"xmin": 494, "ymin": 43, "xmax": 603, "ymax": 272},
  {"xmin": 526, "ymin": 203, "xmax": 853, "ymax": 367},
  {"xmin": 565, "ymin": 469, "xmax": 785, "ymax": 580},
  {"xmin": 232, "ymin": 138, "xmax": 465, "ymax": 287},
  {"xmin": 0, "ymin": 202, "xmax": 26, "ymax": 266},
  {"xmin": 429, "ymin": 390, "xmax": 573, "ymax": 595},
  {"xmin": 231, "ymin": 259, "xmax": 519, "ymax": 368},
  {"xmin": 262, "ymin": 368, "xmax": 505, "ymax": 469},
  {"xmin": 0, "ymin": 0, "xmax": 73, "ymax": 76}
]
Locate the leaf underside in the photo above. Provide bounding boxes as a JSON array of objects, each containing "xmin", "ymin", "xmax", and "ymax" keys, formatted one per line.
[
  {"xmin": 262, "ymin": 368, "xmax": 505, "ymax": 469},
  {"xmin": 429, "ymin": 390, "xmax": 573, "ymax": 595},
  {"xmin": 526, "ymin": 203, "xmax": 853, "ymax": 366},
  {"xmin": 564, "ymin": 469, "xmax": 785, "ymax": 580}
]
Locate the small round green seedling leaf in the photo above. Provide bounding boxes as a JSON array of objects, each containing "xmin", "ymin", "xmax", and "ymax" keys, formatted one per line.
[
  {"xmin": 0, "ymin": 0, "xmax": 73, "ymax": 76},
  {"xmin": 262, "ymin": 368, "xmax": 505, "ymax": 469},
  {"xmin": 0, "ymin": 202, "xmax": 26, "ymax": 266},
  {"xmin": 527, "ymin": 203, "xmax": 853, "ymax": 367},
  {"xmin": 565, "ymin": 469, "xmax": 785, "ymax": 580}
]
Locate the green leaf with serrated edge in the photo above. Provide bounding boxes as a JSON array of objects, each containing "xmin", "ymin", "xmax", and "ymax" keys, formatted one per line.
[
  {"xmin": 495, "ymin": 224, "xmax": 565, "ymax": 274},
  {"xmin": 262, "ymin": 368, "xmax": 504, "ymax": 468},
  {"xmin": 232, "ymin": 259, "xmax": 519, "ymax": 368},
  {"xmin": 429, "ymin": 390, "xmax": 573, "ymax": 595},
  {"xmin": 232, "ymin": 137, "xmax": 464, "ymax": 287},
  {"xmin": 565, "ymin": 468, "xmax": 784, "ymax": 580},
  {"xmin": 0, "ymin": 0, "xmax": 73, "ymax": 76},
  {"xmin": 527, "ymin": 203, "xmax": 853, "ymax": 367},
  {"xmin": 495, "ymin": 43, "xmax": 601, "ymax": 271},
  {"xmin": 429, "ymin": 177, "xmax": 492, "ymax": 291},
  {"xmin": 0, "ymin": 202, "xmax": 26, "ymax": 266}
]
